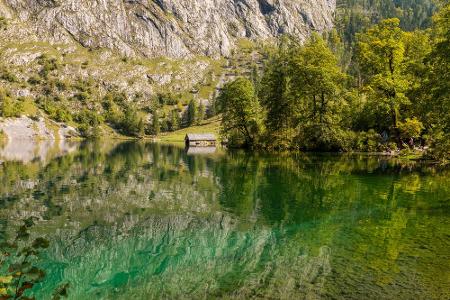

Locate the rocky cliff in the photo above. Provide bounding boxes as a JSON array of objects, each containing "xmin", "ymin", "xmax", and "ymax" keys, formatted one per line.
[{"xmin": 1, "ymin": 0, "xmax": 336, "ymax": 58}]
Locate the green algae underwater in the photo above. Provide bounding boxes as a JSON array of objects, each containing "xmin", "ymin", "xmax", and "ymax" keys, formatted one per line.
[{"xmin": 0, "ymin": 141, "xmax": 449, "ymax": 299}]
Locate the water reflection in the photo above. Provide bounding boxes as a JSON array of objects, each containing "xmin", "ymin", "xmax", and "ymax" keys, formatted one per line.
[
  {"xmin": 0, "ymin": 142, "xmax": 449, "ymax": 299},
  {"xmin": 186, "ymin": 146, "xmax": 218, "ymax": 155},
  {"xmin": 0, "ymin": 138, "xmax": 79, "ymax": 163}
]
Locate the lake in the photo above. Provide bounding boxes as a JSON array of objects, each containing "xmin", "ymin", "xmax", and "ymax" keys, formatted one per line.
[{"xmin": 0, "ymin": 141, "xmax": 449, "ymax": 299}]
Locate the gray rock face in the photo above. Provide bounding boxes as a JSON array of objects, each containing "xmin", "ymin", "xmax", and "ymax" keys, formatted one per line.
[{"xmin": 2, "ymin": 0, "xmax": 336, "ymax": 58}]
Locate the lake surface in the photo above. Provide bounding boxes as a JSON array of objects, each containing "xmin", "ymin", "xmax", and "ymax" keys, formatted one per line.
[{"xmin": 0, "ymin": 141, "xmax": 449, "ymax": 299}]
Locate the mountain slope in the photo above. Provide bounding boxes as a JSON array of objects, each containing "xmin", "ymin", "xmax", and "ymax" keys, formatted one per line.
[{"xmin": 1, "ymin": 0, "xmax": 336, "ymax": 58}]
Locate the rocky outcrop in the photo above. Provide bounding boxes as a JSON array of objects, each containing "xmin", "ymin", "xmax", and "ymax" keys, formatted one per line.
[
  {"xmin": 1, "ymin": 0, "xmax": 336, "ymax": 58},
  {"xmin": 0, "ymin": 116, "xmax": 77, "ymax": 141},
  {"xmin": 0, "ymin": 116, "xmax": 78, "ymax": 162}
]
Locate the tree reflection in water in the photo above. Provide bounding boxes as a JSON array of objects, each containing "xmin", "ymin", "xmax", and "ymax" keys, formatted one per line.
[{"xmin": 0, "ymin": 141, "xmax": 449, "ymax": 299}]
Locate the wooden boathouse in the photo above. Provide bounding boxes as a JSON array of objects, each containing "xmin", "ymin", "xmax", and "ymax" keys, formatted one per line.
[{"xmin": 185, "ymin": 134, "xmax": 217, "ymax": 147}]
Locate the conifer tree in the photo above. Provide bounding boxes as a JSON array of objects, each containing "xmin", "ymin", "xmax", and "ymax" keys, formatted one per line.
[{"xmin": 187, "ymin": 99, "xmax": 197, "ymax": 127}]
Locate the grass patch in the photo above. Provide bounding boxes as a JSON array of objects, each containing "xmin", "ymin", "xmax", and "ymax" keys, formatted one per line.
[{"xmin": 159, "ymin": 116, "xmax": 221, "ymax": 143}]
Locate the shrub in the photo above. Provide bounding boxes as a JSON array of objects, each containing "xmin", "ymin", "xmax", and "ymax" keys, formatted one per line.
[
  {"xmin": 0, "ymin": 67, "xmax": 18, "ymax": 83},
  {"xmin": 73, "ymin": 92, "xmax": 90, "ymax": 102},
  {"xmin": 75, "ymin": 109, "xmax": 103, "ymax": 126},
  {"xmin": 157, "ymin": 93, "xmax": 178, "ymax": 106},
  {"xmin": 27, "ymin": 75, "xmax": 41, "ymax": 85},
  {"xmin": 398, "ymin": 117, "xmax": 424, "ymax": 142},
  {"xmin": 103, "ymin": 91, "xmax": 127, "ymax": 108},
  {"xmin": 425, "ymin": 129, "xmax": 450, "ymax": 163},
  {"xmin": 55, "ymin": 79, "xmax": 69, "ymax": 91},
  {"xmin": 352, "ymin": 129, "xmax": 383, "ymax": 152},
  {"xmin": 296, "ymin": 123, "xmax": 354, "ymax": 152},
  {"xmin": 73, "ymin": 77, "xmax": 94, "ymax": 93},
  {"xmin": 39, "ymin": 98, "xmax": 73, "ymax": 123},
  {"xmin": 75, "ymin": 109, "xmax": 104, "ymax": 138},
  {"xmin": 38, "ymin": 55, "xmax": 59, "ymax": 79},
  {"xmin": 0, "ymin": 91, "xmax": 24, "ymax": 118}
]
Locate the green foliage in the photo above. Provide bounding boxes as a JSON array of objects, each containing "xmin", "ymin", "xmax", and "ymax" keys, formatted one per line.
[
  {"xmin": 75, "ymin": 109, "xmax": 103, "ymax": 138},
  {"xmin": 291, "ymin": 34, "xmax": 347, "ymax": 125},
  {"xmin": 187, "ymin": 99, "xmax": 197, "ymax": 127},
  {"xmin": 356, "ymin": 19, "xmax": 405, "ymax": 77},
  {"xmin": 259, "ymin": 36, "xmax": 295, "ymax": 137},
  {"xmin": 415, "ymin": 3, "xmax": 450, "ymax": 161},
  {"xmin": 38, "ymin": 55, "xmax": 59, "ymax": 79},
  {"xmin": 425, "ymin": 133, "xmax": 450, "ymax": 162},
  {"xmin": 296, "ymin": 123, "xmax": 355, "ymax": 152},
  {"xmin": 256, "ymin": 34, "xmax": 348, "ymax": 150},
  {"xmin": 352, "ymin": 130, "xmax": 384, "ymax": 152},
  {"xmin": 102, "ymin": 95, "xmax": 123, "ymax": 126},
  {"xmin": 217, "ymin": 78, "xmax": 263, "ymax": 147},
  {"xmin": 420, "ymin": 3, "xmax": 450, "ymax": 130},
  {"xmin": 38, "ymin": 97, "xmax": 73, "ymax": 123},
  {"xmin": 337, "ymin": 0, "xmax": 436, "ymax": 45},
  {"xmin": 102, "ymin": 93, "xmax": 147, "ymax": 137},
  {"xmin": 356, "ymin": 19, "xmax": 411, "ymax": 141},
  {"xmin": 398, "ymin": 117, "xmax": 423, "ymax": 140},
  {"xmin": 157, "ymin": 93, "xmax": 178, "ymax": 106},
  {"xmin": 150, "ymin": 109, "xmax": 160, "ymax": 136},
  {"xmin": 121, "ymin": 107, "xmax": 145, "ymax": 137},
  {"xmin": 0, "ymin": 66, "xmax": 19, "ymax": 83},
  {"xmin": 73, "ymin": 77, "xmax": 94, "ymax": 94},
  {"xmin": 0, "ymin": 90, "xmax": 24, "ymax": 118},
  {"xmin": 198, "ymin": 101, "xmax": 206, "ymax": 124},
  {"xmin": 168, "ymin": 109, "xmax": 180, "ymax": 132},
  {"xmin": 217, "ymin": 5, "xmax": 448, "ymax": 160},
  {"xmin": 27, "ymin": 75, "xmax": 41, "ymax": 85}
]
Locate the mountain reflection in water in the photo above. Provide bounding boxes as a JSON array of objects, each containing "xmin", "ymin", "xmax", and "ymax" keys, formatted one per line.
[{"xmin": 0, "ymin": 141, "xmax": 449, "ymax": 299}]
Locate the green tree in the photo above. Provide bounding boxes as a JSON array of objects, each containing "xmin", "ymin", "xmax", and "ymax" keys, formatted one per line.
[
  {"xmin": 217, "ymin": 78, "xmax": 263, "ymax": 147},
  {"xmin": 259, "ymin": 37, "xmax": 295, "ymax": 137},
  {"xmin": 197, "ymin": 101, "xmax": 205, "ymax": 124},
  {"xmin": 419, "ymin": 3, "xmax": 450, "ymax": 161},
  {"xmin": 121, "ymin": 107, "xmax": 144, "ymax": 137},
  {"xmin": 291, "ymin": 34, "xmax": 346, "ymax": 125},
  {"xmin": 152, "ymin": 109, "xmax": 160, "ymax": 136},
  {"xmin": 169, "ymin": 109, "xmax": 180, "ymax": 132},
  {"xmin": 356, "ymin": 18, "xmax": 410, "ymax": 142},
  {"xmin": 187, "ymin": 99, "xmax": 197, "ymax": 127}
]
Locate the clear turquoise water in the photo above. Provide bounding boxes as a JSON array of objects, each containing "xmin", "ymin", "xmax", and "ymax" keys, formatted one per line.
[{"xmin": 0, "ymin": 142, "xmax": 449, "ymax": 299}]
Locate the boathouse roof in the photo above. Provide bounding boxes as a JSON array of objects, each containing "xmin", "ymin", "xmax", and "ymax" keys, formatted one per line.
[{"xmin": 185, "ymin": 134, "xmax": 216, "ymax": 141}]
